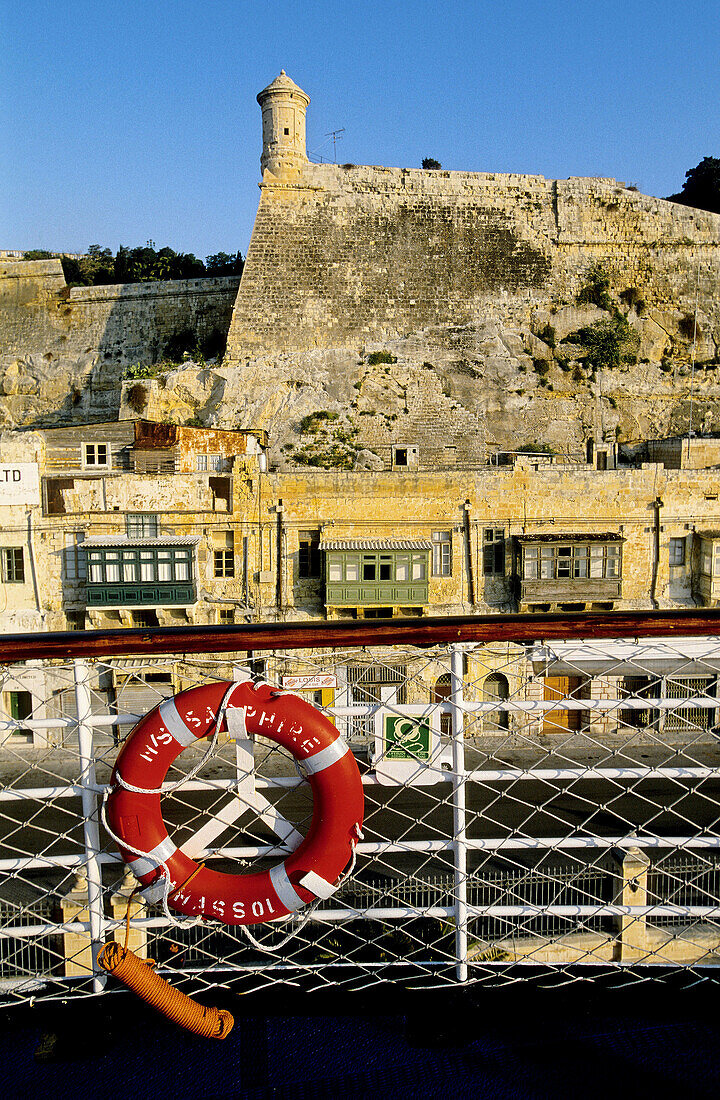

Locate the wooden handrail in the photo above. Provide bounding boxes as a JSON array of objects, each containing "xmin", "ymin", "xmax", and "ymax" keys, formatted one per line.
[{"xmin": 2, "ymin": 609, "xmax": 720, "ymax": 661}]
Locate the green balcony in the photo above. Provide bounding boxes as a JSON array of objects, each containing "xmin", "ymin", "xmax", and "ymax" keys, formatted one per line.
[
  {"xmin": 83, "ymin": 538, "xmax": 198, "ymax": 609},
  {"xmin": 85, "ymin": 582, "xmax": 196, "ymax": 608},
  {"xmin": 321, "ymin": 539, "xmax": 431, "ymax": 609}
]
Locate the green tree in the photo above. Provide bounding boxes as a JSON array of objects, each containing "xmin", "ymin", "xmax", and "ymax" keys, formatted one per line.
[
  {"xmin": 46, "ymin": 243, "xmax": 232, "ymax": 286},
  {"xmin": 666, "ymin": 156, "xmax": 720, "ymax": 215},
  {"xmin": 79, "ymin": 245, "xmax": 115, "ymax": 284},
  {"xmin": 206, "ymin": 251, "xmax": 244, "ymax": 276},
  {"xmin": 61, "ymin": 256, "xmax": 84, "ymax": 285},
  {"xmin": 422, "ymin": 157, "xmax": 442, "ymax": 170}
]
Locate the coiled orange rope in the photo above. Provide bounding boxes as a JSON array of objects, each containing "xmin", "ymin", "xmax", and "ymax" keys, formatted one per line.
[
  {"xmin": 97, "ymin": 892, "xmax": 233, "ymax": 1040},
  {"xmin": 98, "ymin": 941, "xmax": 234, "ymax": 1039}
]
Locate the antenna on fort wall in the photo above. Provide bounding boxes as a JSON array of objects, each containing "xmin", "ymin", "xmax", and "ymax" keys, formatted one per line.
[{"xmin": 326, "ymin": 128, "xmax": 345, "ymax": 163}]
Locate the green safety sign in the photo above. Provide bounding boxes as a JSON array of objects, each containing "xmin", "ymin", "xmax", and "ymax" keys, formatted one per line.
[{"xmin": 383, "ymin": 715, "xmax": 432, "ymax": 761}]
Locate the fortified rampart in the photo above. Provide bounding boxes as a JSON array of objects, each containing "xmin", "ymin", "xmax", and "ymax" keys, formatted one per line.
[
  {"xmin": 216, "ymin": 99, "xmax": 720, "ymax": 464},
  {"xmin": 227, "ymin": 165, "xmax": 720, "ymax": 356},
  {"xmin": 0, "ymin": 259, "xmax": 240, "ymax": 425}
]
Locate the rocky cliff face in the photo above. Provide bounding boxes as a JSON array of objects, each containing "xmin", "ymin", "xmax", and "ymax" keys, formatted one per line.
[{"xmin": 119, "ymin": 291, "xmax": 720, "ymax": 469}]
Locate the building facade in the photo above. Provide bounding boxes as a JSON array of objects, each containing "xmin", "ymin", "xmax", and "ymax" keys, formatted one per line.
[{"xmin": 1, "ymin": 424, "xmax": 720, "ymax": 635}]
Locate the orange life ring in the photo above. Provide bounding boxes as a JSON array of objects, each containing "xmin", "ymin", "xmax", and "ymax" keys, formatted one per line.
[{"xmin": 106, "ymin": 679, "xmax": 364, "ymax": 926}]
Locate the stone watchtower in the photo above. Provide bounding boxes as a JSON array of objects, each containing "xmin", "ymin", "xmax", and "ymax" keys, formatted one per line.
[{"xmin": 257, "ymin": 71, "xmax": 310, "ymax": 180}]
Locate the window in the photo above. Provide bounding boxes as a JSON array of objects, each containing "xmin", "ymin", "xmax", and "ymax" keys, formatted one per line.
[
  {"xmin": 218, "ymin": 608, "xmax": 235, "ymax": 625},
  {"xmin": 66, "ymin": 610, "xmax": 86, "ymax": 631},
  {"xmin": 362, "ymin": 556, "xmax": 376, "ymax": 581},
  {"xmin": 63, "ymin": 534, "xmax": 87, "ymax": 582},
  {"xmin": 84, "ymin": 443, "xmax": 108, "ymax": 467},
  {"xmin": 197, "ymin": 454, "xmax": 226, "ymax": 473},
  {"xmin": 483, "ymin": 672, "xmax": 509, "ymax": 731},
  {"xmin": 665, "ymin": 676, "xmax": 716, "ymax": 733},
  {"xmin": 214, "ymin": 532, "xmax": 235, "ymax": 577},
  {"xmin": 347, "ymin": 664, "xmax": 407, "ymax": 739},
  {"xmin": 432, "ymin": 673, "xmax": 452, "ymax": 736},
  {"xmin": 622, "ymin": 676, "xmax": 659, "ymax": 731},
  {"xmin": 210, "ymin": 476, "xmax": 232, "ymax": 512},
  {"xmin": 483, "ymin": 529, "xmax": 505, "ymax": 576},
  {"xmin": 392, "ymin": 445, "xmax": 418, "ymax": 468},
  {"xmin": 522, "ymin": 542, "xmax": 620, "ymax": 580},
  {"xmin": 669, "ymin": 537, "xmax": 686, "ymax": 566},
  {"xmin": 126, "ymin": 513, "xmax": 158, "ymax": 539},
  {"xmin": 45, "ymin": 477, "xmax": 74, "ymax": 515},
  {"xmin": 411, "ymin": 554, "xmax": 426, "ymax": 580},
  {"xmin": 432, "ymin": 531, "xmax": 452, "ymax": 576},
  {"xmin": 132, "ymin": 610, "xmax": 159, "ymax": 628},
  {"xmin": 298, "ymin": 530, "xmax": 321, "ymax": 578},
  {"xmin": 327, "ymin": 550, "xmax": 429, "ymax": 585},
  {"xmin": 623, "ymin": 675, "xmax": 715, "ymax": 733},
  {"xmin": 87, "ymin": 546, "xmax": 193, "ymax": 585},
  {"xmin": 7, "ymin": 691, "xmax": 32, "ymax": 739},
  {"xmin": 701, "ymin": 540, "xmax": 720, "ymax": 576},
  {"xmin": 1, "ymin": 548, "xmax": 24, "ymax": 583}
]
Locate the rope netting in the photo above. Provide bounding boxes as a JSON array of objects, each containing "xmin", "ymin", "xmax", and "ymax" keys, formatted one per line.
[{"xmin": 2, "ymin": 631, "xmax": 720, "ymax": 1006}]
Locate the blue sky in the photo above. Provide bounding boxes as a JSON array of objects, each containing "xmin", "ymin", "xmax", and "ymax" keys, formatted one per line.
[{"xmin": 3, "ymin": 0, "xmax": 718, "ymax": 260}]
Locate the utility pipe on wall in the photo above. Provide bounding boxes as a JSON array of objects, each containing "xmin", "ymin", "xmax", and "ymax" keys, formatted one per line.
[
  {"xmin": 276, "ymin": 499, "xmax": 284, "ymax": 611},
  {"xmin": 463, "ymin": 500, "xmax": 475, "ymax": 607},
  {"xmin": 650, "ymin": 497, "xmax": 663, "ymax": 610}
]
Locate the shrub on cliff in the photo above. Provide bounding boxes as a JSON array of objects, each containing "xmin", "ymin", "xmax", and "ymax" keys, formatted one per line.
[
  {"xmin": 573, "ymin": 317, "xmax": 640, "ymax": 372},
  {"xmin": 126, "ymin": 383, "xmax": 148, "ymax": 413},
  {"xmin": 299, "ymin": 410, "xmax": 339, "ymax": 433},
  {"xmin": 576, "ymin": 265, "xmax": 614, "ymax": 312},
  {"xmin": 518, "ymin": 443, "xmax": 556, "ymax": 456},
  {"xmin": 367, "ymin": 351, "xmax": 397, "ymax": 365},
  {"xmin": 291, "ymin": 414, "xmax": 358, "ymax": 469}
]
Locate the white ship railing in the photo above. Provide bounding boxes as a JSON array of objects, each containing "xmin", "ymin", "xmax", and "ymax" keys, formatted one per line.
[{"xmin": 2, "ymin": 610, "xmax": 720, "ymax": 1005}]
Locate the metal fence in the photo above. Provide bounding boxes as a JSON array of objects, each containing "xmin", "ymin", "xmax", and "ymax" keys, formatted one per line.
[{"xmin": 3, "ymin": 611, "xmax": 720, "ymax": 1007}]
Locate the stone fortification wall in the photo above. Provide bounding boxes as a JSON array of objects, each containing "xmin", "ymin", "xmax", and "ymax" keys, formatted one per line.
[
  {"xmin": 227, "ymin": 164, "xmax": 720, "ymax": 356},
  {"xmin": 210, "ymin": 163, "xmax": 720, "ymax": 464},
  {"xmin": 0, "ymin": 259, "xmax": 240, "ymax": 426}
]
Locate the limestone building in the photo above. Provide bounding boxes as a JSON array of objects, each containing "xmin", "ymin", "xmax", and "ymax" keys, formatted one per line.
[{"xmin": 0, "ymin": 419, "xmax": 720, "ymax": 633}]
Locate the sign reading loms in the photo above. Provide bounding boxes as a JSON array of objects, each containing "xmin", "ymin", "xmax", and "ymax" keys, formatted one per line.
[
  {"xmin": 281, "ymin": 675, "xmax": 337, "ymax": 690},
  {"xmin": 0, "ymin": 464, "xmax": 40, "ymax": 507}
]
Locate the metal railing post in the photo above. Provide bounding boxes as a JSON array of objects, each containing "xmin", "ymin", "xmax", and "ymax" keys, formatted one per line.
[
  {"xmin": 74, "ymin": 657, "xmax": 106, "ymax": 991},
  {"xmin": 450, "ymin": 643, "xmax": 469, "ymax": 982}
]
